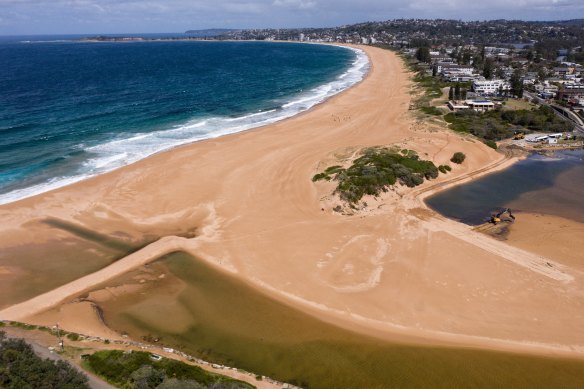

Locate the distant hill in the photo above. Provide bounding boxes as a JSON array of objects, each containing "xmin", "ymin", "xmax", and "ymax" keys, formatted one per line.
[
  {"xmin": 554, "ymin": 19, "xmax": 584, "ymax": 27},
  {"xmin": 532, "ymin": 19, "xmax": 584, "ymax": 27},
  {"xmin": 184, "ymin": 29, "xmax": 238, "ymax": 37}
]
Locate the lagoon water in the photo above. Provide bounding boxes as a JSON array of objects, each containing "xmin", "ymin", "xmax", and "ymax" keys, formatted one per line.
[
  {"xmin": 0, "ymin": 39, "xmax": 367, "ymax": 204},
  {"xmin": 426, "ymin": 149, "xmax": 584, "ymax": 225},
  {"xmin": 98, "ymin": 251, "xmax": 584, "ymax": 388}
]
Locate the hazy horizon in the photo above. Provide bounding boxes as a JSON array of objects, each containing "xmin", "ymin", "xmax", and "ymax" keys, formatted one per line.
[{"xmin": 1, "ymin": 0, "xmax": 583, "ymax": 36}]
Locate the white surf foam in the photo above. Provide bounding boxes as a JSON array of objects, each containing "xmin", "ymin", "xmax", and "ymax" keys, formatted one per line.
[{"xmin": 0, "ymin": 46, "xmax": 369, "ymax": 205}]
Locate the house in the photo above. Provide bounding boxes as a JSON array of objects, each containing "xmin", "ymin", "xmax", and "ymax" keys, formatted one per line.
[
  {"xmin": 445, "ymin": 74, "xmax": 482, "ymax": 82},
  {"xmin": 431, "ymin": 54, "xmax": 453, "ymax": 63},
  {"xmin": 512, "ymin": 58, "xmax": 530, "ymax": 66},
  {"xmin": 437, "ymin": 63, "xmax": 474, "ymax": 75},
  {"xmin": 557, "ymin": 84, "xmax": 584, "ymax": 101},
  {"xmin": 447, "ymin": 99, "xmax": 495, "ymax": 112},
  {"xmin": 547, "ymin": 134, "xmax": 562, "ymax": 144},
  {"xmin": 553, "ymin": 67, "xmax": 573, "ymax": 77},
  {"xmin": 484, "ymin": 46, "xmax": 510, "ymax": 56},
  {"xmin": 465, "ymin": 100, "xmax": 495, "ymax": 112},
  {"xmin": 447, "ymin": 101, "xmax": 469, "ymax": 111}
]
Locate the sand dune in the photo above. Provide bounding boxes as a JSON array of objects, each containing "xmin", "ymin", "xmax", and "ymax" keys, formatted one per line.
[{"xmin": 1, "ymin": 45, "xmax": 584, "ymax": 358}]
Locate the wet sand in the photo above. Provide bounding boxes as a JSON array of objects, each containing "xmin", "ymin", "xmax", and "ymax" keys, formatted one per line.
[{"xmin": 1, "ymin": 45, "xmax": 584, "ymax": 364}]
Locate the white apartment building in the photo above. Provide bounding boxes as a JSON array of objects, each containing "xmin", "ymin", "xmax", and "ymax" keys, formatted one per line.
[
  {"xmin": 437, "ymin": 63, "xmax": 474, "ymax": 75},
  {"xmin": 472, "ymin": 79, "xmax": 510, "ymax": 94}
]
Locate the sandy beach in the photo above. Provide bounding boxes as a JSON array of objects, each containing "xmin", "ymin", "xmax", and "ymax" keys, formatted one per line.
[{"xmin": 1, "ymin": 44, "xmax": 584, "ymax": 359}]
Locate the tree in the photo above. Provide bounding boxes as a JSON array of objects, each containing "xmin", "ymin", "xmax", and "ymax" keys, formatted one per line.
[
  {"xmin": 454, "ymin": 83, "xmax": 461, "ymax": 100},
  {"xmin": 432, "ymin": 65, "xmax": 437, "ymax": 77},
  {"xmin": 448, "ymin": 86, "xmax": 454, "ymax": 101},
  {"xmin": 462, "ymin": 50, "xmax": 472, "ymax": 65},
  {"xmin": 537, "ymin": 68, "xmax": 547, "ymax": 82},
  {"xmin": 461, "ymin": 88, "xmax": 467, "ymax": 100},
  {"xmin": 510, "ymin": 69, "xmax": 524, "ymax": 98},
  {"xmin": 0, "ymin": 333, "xmax": 89, "ymax": 388},
  {"xmin": 415, "ymin": 47, "xmax": 431, "ymax": 63},
  {"xmin": 451, "ymin": 152, "xmax": 466, "ymax": 164},
  {"xmin": 483, "ymin": 58, "xmax": 495, "ymax": 79}
]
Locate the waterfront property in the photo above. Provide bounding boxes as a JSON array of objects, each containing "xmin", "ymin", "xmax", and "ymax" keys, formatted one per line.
[
  {"xmin": 447, "ymin": 99, "xmax": 495, "ymax": 112},
  {"xmin": 465, "ymin": 100, "xmax": 496, "ymax": 111}
]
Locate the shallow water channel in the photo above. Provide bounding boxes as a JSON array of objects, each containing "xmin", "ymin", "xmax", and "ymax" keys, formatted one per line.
[
  {"xmin": 97, "ymin": 251, "xmax": 584, "ymax": 388},
  {"xmin": 426, "ymin": 149, "xmax": 584, "ymax": 225}
]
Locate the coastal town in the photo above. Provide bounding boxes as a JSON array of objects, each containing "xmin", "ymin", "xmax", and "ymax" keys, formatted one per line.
[
  {"xmin": 216, "ymin": 20, "xmax": 584, "ymax": 139},
  {"xmin": 88, "ymin": 19, "xmax": 584, "ymax": 145}
]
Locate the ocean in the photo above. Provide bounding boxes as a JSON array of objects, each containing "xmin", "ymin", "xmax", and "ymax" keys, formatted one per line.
[{"xmin": 0, "ymin": 37, "xmax": 368, "ymax": 204}]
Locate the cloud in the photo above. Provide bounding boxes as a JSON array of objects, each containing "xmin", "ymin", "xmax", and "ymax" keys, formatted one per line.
[
  {"xmin": 273, "ymin": 0, "xmax": 317, "ymax": 10},
  {"xmin": 0, "ymin": 0, "xmax": 583, "ymax": 34}
]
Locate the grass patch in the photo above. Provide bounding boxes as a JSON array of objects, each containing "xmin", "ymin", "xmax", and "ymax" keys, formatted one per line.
[
  {"xmin": 84, "ymin": 350, "xmax": 253, "ymax": 389},
  {"xmin": 420, "ymin": 106, "xmax": 444, "ymax": 116},
  {"xmin": 313, "ymin": 147, "xmax": 442, "ymax": 204},
  {"xmin": 66, "ymin": 332, "xmax": 80, "ymax": 341},
  {"xmin": 483, "ymin": 139, "xmax": 498, "ymax": 149},
  {"xmin": 9, "ymin": 322, "xmax": 38, "ymax": 331}
]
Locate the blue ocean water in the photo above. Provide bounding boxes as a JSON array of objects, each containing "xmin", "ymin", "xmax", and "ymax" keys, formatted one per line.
[{"xmin": 0, "ymin": 38, "xmax": 368, "ymax": 204}]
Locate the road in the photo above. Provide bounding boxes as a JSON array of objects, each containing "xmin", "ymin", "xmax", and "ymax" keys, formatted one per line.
[{"xmin": 523, "ymin": 91, "xmax": 584, "ymax": 135}]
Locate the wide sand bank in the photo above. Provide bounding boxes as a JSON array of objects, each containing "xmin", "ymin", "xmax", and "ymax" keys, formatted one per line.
[{"xmin": 1, "ymin": 45, "xmax": 583, "ymax": 358}]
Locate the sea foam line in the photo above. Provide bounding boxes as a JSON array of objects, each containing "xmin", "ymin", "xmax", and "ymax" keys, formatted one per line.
[{"xmin": 0, "ymin": 45, "xmax": 369, "ymax": 206}]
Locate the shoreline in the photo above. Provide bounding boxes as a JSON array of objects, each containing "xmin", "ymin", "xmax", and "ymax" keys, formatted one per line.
[
  {"xmin": 2, "ymin": 45, "xmax": 584, "ymax": 365},
  {"xmin": 0, "ymin": 41, "xmax": 369, "ymax": 207}
]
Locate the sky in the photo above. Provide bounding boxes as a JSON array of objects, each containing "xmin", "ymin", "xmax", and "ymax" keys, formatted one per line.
[{"xmin": 0, "ymin": 0, "xmax": 583, "ymax": 35}]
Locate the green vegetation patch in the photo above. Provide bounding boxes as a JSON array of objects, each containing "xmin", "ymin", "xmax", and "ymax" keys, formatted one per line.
[
  {"xmin": 420, "ymin": 106, "xmax": 443, "ymax": 116},
  {"xmin": 483, "ymin": 139, "xmax": 498, "ymax": 150},
  {"xmin": 84, "ymin": 349, "xmax": 253, "ymax": 389},
  {"xmin": 438, "ymin": 165, "xmax": 452, "ymax": 174},
  {"xmin": 66, "ymin": 333, "xmax": 80, "ymax": 341},
  {"xmin": 413, "ymin": 72, "xmax": 445, "ymax": 99},
  {"xmin": 444, "ymin": 106, "xmax": 573, "ymax": 141},
  {"xmin": 0, "ymin": 331, "xmax": 89, "ymax": 389},
  {"xmin": 313, "ymin": 147, "xmax": 440, "ymax": 203},
  {"xmin": 451, "ymin": 152, "xmax": 466, "ymax": 164},
  {"xmin": 7, "ymin": 322, "xmax": 37, "ymax": 331}
]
